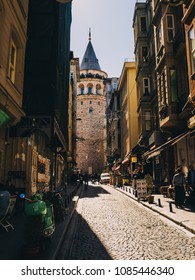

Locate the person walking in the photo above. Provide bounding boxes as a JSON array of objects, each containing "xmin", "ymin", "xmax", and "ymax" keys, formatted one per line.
[
  {"xmin": 83, "ymin": 172, "xmax": 89, "ymax": 190},
  {"xmin": 172, "ymin": 167, "xmax": 186, "ymax": 208},
  {"xmin": 187, "ymin": 165, "xmax": 195, "ymax": 201}
]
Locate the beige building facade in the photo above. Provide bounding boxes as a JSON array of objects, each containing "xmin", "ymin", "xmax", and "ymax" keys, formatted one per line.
[{"xmin": 0, "ymin": 0, "xmax": 29, "ymax": 184}]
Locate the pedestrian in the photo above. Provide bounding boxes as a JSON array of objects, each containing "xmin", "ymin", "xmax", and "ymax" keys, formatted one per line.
[
  {"xmin": 172, "ymin": 167, "xmax": 186, "ymax": 208},
  {"xmin": 83, "ymin": 172, "xmax": 89, "ymax": 190},
  {"xmin": 187, "ymin": 165, "xmax": 195, "ymax": 201}
]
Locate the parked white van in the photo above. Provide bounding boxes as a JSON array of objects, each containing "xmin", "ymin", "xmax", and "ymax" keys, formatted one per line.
[{"xmin": 100, "ymin": 173, "xmax": 110, "ymax": 184}]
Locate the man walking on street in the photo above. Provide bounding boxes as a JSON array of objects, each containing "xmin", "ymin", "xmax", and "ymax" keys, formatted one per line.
[
  {"xmin": 83, "ymin": 172, "xmax": 89, "ymax": 190},
  {"xmin": 172, "ymin": 167, "xmax": 186, "ymax": 208}
]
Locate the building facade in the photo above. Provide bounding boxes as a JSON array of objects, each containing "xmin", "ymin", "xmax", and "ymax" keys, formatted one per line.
[
  {"xmin": 7, "ymin": 0, "xmax": 72, "ymax": 195},
  {"xmin": 0, "ymin": 0, "xmax": 29, "ymax": 186},
  {"xmin": 76, "ymin": 33, "xmax": 108, "ymax": 175},
  {"xmin": 132, "ymin": 0, "xmax": 195, "ymax": 185}
]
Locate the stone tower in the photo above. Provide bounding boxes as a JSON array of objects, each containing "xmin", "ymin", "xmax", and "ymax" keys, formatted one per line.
[{"xmin": 76, "ymin": 30, "xmax": 108, "ymax": 175}]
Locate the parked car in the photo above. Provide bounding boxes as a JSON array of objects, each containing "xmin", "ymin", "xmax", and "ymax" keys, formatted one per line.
[{"xmin": 100, "ymin": 173, "xmax": 110, "ymax": 184}]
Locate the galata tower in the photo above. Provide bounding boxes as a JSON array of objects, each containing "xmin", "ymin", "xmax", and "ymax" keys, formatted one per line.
[{"xmin": 76, "ymin": 30, "xmax": 108, "ymax": 175}]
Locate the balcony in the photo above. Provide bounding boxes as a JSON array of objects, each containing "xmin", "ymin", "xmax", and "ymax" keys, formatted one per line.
[{"xmin": 159, "ymin": 104, "xmax": 181, "ymax": 130}]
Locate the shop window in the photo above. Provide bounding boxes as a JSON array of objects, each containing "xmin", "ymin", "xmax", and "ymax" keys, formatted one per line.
[
  {"xmin": 166, "ymin": 15, "xmax": 175, "ymax": 42},
  {"xmin": 8, "ymin": 41, "xmax": 17, "ymax": 83},
  {"xmin": 189, "ymin": 26, "xmax": 195, "ymax": 74}
]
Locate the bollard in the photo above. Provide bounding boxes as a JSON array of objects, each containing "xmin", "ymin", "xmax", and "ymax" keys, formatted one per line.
[
  {"xmin": 158, "ymin": 198, "xmax": 162, "ymax": 207},
  {"xmin": 169, "ymin": 201, "xmax": 173, "ymax": 212}
]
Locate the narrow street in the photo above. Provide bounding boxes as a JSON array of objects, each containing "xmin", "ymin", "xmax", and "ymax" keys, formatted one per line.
[{"xmin": 57, "ymin": 183, "xmax": 195, "ymax": 260}]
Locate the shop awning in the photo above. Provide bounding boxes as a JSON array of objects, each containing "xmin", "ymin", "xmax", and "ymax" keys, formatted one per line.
[
  {"xmin": 122, "ymin": 157, "xmax": 129, "ymax": 165},
  {"xmin": 115, "ymin": 165, "xmax": 121, "ymax": 171},
  {"xmin": 144, "ymin": 129, "xmax": 194, "ymax": 159}
]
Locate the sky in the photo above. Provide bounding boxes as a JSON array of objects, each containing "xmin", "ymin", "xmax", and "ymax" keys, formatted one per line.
[{"xmin": 70, "ymin": 0, "xmax": 142, "ymax": 78}]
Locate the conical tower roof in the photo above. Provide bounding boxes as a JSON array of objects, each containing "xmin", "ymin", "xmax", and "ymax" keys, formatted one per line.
[{"xmin": 80, "ymin": 30, "xmax": 101, "ymax": 71}]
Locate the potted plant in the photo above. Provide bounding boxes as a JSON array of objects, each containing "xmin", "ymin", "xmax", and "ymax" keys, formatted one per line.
[{"xmin": 144, "ymin": 174, "xmax": 154, "ymax": 204}]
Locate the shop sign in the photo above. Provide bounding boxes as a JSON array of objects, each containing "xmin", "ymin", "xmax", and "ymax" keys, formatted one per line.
[{"xmin": 131, "ymin": 156, "xmax": 137, "ymax": 163}]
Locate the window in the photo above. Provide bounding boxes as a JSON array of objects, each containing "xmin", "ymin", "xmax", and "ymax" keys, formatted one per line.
[
  {"xmin": 158, "ymin": 69, "xmax": 167, "ymax": 107},
  {"xmin": 142, "ymin": 46, "xmax": 148, "ymax": 62},
  {"xmin": 156, "ymin": 24, "xmax": 162, "ymax": 52},
  {"xmin": 8, "ymin": 41, "xmax": 17, "ymax": 83},
  {"xmin": 98, "ymin": 101, "xmax": 100, "ymax": 105},
  {"xmin": 96, "ymin": 84, "xmax": 101, "ymax": 94},
  {"xmin": 145, "ymin": 111, "xmax": 151, "ymax": 131},
  {"xmin": 143, "ymin": 78, "xmax": 150, "ymax": 96},
  {"xmin": 170, "ymin": 69, "xmax": 178, "ymax": 102},
  {"xmin": 90, "ymin": 101, "xmax": 92, "ymax": 104},
  {"xmin": 140, "ymin": 17, "xmax": 147, "ymax": 32},
  {"xmin": 88, "ymin": 87, "xmax": 92, "ymax": 94},
  {"xmin": 89, "ymin": 107, "xmax": 93, "ymax": 113},
  {"xmin": 167, "ymin": 15, "xmax": 175, "ymax": 42},
  {"xmin": 78, "ymin": 83, "xmax": 84, "ymax": 94},
  {"xmin": 87, "ymin": 83, "xmax": 93, "ymax": 94},
  {"xmin": 81, "ymin": 101, "xmax": 83, "ymax": 105},
  {"xmin": 189, "ymin": 26, "xmax": 195, "ymax": 74}
]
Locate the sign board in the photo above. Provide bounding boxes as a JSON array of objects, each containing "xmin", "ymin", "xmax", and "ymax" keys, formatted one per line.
[
  {"xmin": 131, "ymin": 156, "xmax": 137, "ymax": 163},
  {"xmin": 136, "ymin": 179, "xmax": 147, "ymax": 199}
]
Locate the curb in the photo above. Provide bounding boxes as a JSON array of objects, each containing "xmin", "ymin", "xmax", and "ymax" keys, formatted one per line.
[{"xmin": 51, "ymin": 185, "xmax": 83, "ymax": 260}]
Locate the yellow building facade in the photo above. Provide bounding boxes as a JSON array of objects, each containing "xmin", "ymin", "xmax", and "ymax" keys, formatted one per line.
[{"xmin": 118, "ymin": 61, "xmax": 139, "ymax": 166}]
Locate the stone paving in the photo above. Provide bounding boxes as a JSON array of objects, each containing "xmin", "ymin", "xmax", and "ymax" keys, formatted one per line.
[{"xmin": 66, "ymin": 184, "xmax": 195, "ymax": 260}]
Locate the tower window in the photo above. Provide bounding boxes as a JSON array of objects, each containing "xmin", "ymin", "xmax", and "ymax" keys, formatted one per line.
[
  {"xmin": 88, "ymin": 86, "xmax": 92, "ymax": 94},
  {"xmin": 89, "ymin": 107, "xmax": 93, "ymax": 113}
]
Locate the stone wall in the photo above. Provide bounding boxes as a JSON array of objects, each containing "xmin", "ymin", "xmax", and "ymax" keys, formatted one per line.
[{"xmin": 76, "ymin": 94, "xmax": 106, "ymax": 174}]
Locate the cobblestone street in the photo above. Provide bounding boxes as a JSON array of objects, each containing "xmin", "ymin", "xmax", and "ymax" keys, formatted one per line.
[{"xmin": 59, "ymin": 184, "xmax": 195, "ymax": 260}]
